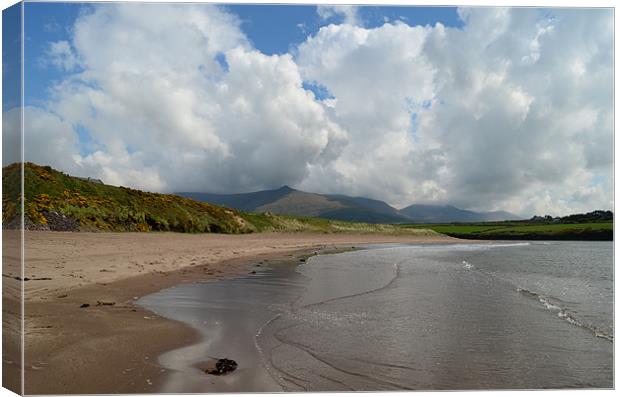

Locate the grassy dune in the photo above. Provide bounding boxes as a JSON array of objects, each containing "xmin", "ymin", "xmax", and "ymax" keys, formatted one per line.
[
  {"xmin": 2, "ymin": 163, "xmax": 435, "ymax": 236},
  {"xmin": 401, "ymin": 222, "xmax": 613, "ymax": 241}
]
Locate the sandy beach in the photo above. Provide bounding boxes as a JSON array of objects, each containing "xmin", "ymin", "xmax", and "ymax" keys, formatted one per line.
[{"xmin": 2, "ymin": 230, "xmax": 457, "ymax": 394}]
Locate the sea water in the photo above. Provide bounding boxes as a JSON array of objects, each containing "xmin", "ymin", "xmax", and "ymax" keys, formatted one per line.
[{"xmin": 138, "ymin": 241, "xmax": 613, "ymax": 391}]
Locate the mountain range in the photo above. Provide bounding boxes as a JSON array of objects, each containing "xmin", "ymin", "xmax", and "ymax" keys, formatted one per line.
[
  {"xmin": 3, "ymin": 163, "xmax": 425, "ymax": 235},
  {"xmin": 177, "ymin": 186, "xmax": 520, "ymax": 224}
]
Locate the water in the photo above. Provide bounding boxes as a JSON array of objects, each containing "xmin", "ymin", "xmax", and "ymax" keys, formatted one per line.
[{"xmin": 138, "ymin": 241, "xmax": 613, "ymax": 391}]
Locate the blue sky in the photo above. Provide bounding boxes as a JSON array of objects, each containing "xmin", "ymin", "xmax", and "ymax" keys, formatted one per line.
[
  {"xmin": 2, "ymin": 2, "xmax": 21, "ymax": 111},
  {"xmin": 18, "ymin": 3, "xmax": 462, "ymax": 107},
  {"xmin": 225, "ymin": 4, "xmax": 462, "ymax": 55}
]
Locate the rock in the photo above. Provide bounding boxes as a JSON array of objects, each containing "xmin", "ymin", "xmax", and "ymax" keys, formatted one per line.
[
  {"xmin": 5, "ymin": 215, "xmax": 50, "ymax": 231},
  {"xmin": 57, "ymin": 294, "xmax": 68, "ymax": 298},
  {"xmin": 96, "ymin": 300, "xmax": 116, "ymax": 306},
  {"xmin": 206, "ymin": 358, "xmax": 238, "ymax": 375},
  {"xmin": 80, "ymin": 303, "xmax": 90, "ymax": 308},
  {"xmin": 249, "ymin": 270, "xmax": 256, "ymax": 274},
  {"xmin": 299, "ymin": 258, "xmax": 306, "ymax": 262},
  {"xmin": 42, "ymin": 211, "xmax": 80, "ymax": 232}
]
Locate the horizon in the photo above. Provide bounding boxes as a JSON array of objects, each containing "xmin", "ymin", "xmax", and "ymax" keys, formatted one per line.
[
  {"xmin": 9, "ymin": 160, "xmax": 611, "ymax": 218},
  {"xmin": 2, "ymin": 2, "xmax": 613, "ymax": 218}
]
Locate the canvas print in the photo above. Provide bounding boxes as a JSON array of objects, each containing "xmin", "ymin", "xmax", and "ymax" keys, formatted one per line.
[{"xmin": 1, "ymin": 1, "xmax": 614, "ymax": 394}]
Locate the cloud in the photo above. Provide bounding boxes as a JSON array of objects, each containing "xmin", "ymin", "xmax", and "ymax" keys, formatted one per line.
[
  {"xmin": 316, "ymin": 5, "xmax": 360, "ymax": 26},
  {"xmin": 295, "ymin": 23, "xmax": 439, "ymax": 205},
  {"xmin": 42, "ymin": 40, "xmax": 78, "ymax": 71},
  {"xmin": 24, "ymin": 3, "xmax": 346, "ymax": 194},
  {"xmin": 2, "ymin": 106, "xmax": 80, "ymax": 172},
  {"xmin": 295, "ymin": 8, "xmax": 613, "ymax": 215},
  {"xmin": 11, "ymin": 5, "xmax": 613, "ymax": 216}
]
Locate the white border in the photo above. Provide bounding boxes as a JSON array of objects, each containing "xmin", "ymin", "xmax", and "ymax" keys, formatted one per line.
[{"xmin": 0, "ymin": 2, "xmax": 616, "ymax": 397}]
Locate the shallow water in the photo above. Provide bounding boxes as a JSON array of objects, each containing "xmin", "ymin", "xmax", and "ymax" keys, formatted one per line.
[{"xmin": 138, "ymin": 241, "xmax": 613, "ymax": 391}]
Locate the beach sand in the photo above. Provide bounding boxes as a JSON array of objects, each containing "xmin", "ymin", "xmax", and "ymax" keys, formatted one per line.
[{"xmin": 2, "ymin": 230, "xmax": 457, "ymax": 394}]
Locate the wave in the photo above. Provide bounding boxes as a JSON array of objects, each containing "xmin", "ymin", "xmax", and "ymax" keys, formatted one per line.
[
  {"xmin": 516, "ymin": 287, "xmax": 613, "ymax": 342},
  {"xmin": 449, "ymin": 242, "xmax": 532, "ymax": 250},
  {"xmin": 486, "ymin": 242, "xmax": 531, "ymax": 248},
  {"xmin": 462, "ymin": 260, "xmax": 474, "ymax": 270}
]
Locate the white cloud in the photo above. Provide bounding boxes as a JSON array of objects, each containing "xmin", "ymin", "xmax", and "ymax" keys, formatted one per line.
[
  {"xmin": 25, "ymin": 3, "xmax": 346, "ymax": 194},
  {"xmin": 11, "ymin": 5, "xmax": 613, "ymax": 216},
  {"xmin": 297, "ymin": 8, "xmax": 613, "ymax": 215},
  {"xmin": 43, "ymin": 40, "xmax": 78, "ymax": 71},
  {"xmin": 2, "ymin": 106, "xmax": 79, "ymax": 172},
  {"xmin": 317, "ymin": 5, "xmax": 360, "ymax": 26},
  {"xmin": 296, "ymin": 22, "xmax": 439, "ymax": 205}
]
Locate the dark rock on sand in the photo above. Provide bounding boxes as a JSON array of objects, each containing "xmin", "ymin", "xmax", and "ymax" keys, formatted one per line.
[
  {"xmin": 206, "ymin": 358, "xmax": 238, "ymax": 375},
  {"xmin": 80, "ymin": 303, "xmax": 90, "ymax": 308}
]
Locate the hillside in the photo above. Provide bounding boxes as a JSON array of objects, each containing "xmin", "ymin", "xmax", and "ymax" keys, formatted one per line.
[
  {"xmin": 1, "ymin": 163, "xmax": 435, "ymax": 236},
  {"xmin": 2, "ymin": 163, "xmax": 255, "ymax": 233},
  {"xmin": 399, "ymin": 204, "xmax": 520, "ymax": 223},
  {"xmin": 177, "ymin": 186, "xmax": 413, "ymax": 224}
]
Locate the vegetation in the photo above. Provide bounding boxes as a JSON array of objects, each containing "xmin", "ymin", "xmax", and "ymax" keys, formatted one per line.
[
  {"xmin": 401, "ymin": 220, "xmax": 613, "ymax": 241},
  {"xmin": 2, "ymin": 163, "xmax": 435, "ymax": 236}
]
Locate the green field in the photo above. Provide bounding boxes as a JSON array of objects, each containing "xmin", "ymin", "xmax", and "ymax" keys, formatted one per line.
[{"xmin": 401, "ymin": 221, "xmax": 613, "ymax": 241}]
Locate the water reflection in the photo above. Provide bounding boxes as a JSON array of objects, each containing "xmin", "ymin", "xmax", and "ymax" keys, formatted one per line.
[{"xmin": 139, "ymin": 242, "xmax": 613, "ymax": 392}]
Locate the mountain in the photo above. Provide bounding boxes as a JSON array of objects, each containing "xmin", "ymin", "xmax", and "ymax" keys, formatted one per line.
[
  {"xmin": 177, "ymin": 187, "xmax": 413, "ymax": 224},
  {"xmin": 179, "ymin": 185, "xmax": 295, "ymax": 212},
  {"xmin": 3, "ymin": 163, "xmax": 433, "ymax": 236},
  {"xmin": 399, "ymin": 204, "xmax": 520, "ymax": 223},
  {"xmin": 178, "ymin": 187, "xmax": 520, "ymax": 224}
]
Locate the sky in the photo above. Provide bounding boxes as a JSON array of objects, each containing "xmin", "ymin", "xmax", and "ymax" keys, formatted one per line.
[{"xmin": 1, "ymin": 2, "xmax": 614, "ymax": 217}]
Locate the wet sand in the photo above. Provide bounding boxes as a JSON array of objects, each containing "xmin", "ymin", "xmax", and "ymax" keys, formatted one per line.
[{"xmin": 1, "ymin": 230, "xmax": 457, "ymax": 394}]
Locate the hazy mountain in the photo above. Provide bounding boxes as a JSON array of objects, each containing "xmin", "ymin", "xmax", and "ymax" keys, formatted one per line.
[
  {"xmin": 179, "ymin": 186, "xmax": 295, "ymax": 212},
  {"xmin": 399, "ymin": 204, "xmax": 520, "ymax": 223},
  {"xmin": 177, "ymin": 186, "xmax": 412, "ymax": 224},
  {"xmin": 177, "ymin": 187, "xmax": 520, "ymax": 224}
]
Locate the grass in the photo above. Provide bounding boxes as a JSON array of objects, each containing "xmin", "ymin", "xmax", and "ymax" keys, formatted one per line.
[
  {"xmin": 401, "ymin": 221, "xmax": 613, "ymax": 241},
  {"xmin": 2, "ymin": 162, "xmax": 435, "ymax": 236}
]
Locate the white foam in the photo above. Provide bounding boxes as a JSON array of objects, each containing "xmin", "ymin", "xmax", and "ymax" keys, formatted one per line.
[
  {"xmin": 462, "ymin": 260, "xmax": 474, "ymax": 270},
  {"xmin": 518, "ymin": 287, "xmax": 613, "ymax": 342}
]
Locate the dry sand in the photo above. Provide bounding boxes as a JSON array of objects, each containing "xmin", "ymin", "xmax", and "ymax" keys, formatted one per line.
[{"xmin": 2, "ymin": 230, "xmax": 458, "ymax": 394}]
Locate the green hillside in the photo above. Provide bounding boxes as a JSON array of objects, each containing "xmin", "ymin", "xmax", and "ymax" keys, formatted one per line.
[{"xmin": 1, "ymin": 163, "xmax": 435, "ymax": 236}]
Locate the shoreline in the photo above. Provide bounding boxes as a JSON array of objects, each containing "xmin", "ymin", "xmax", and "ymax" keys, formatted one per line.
[{"xmin": 3, "ymin": 230, "xmax": 459, "ymax": 394}]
